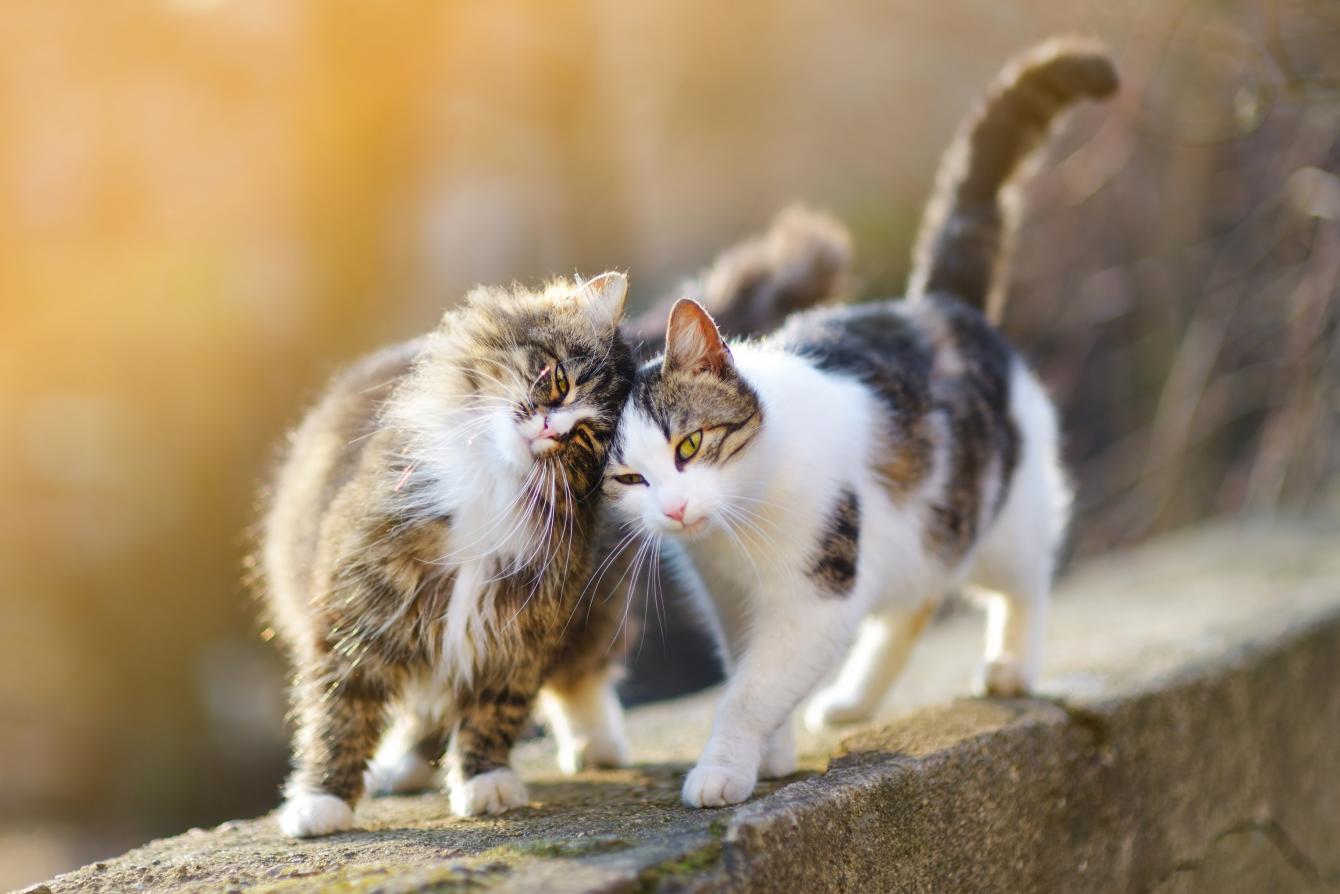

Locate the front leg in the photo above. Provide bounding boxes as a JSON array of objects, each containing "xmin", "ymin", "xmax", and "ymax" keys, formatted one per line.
[
  {"xmin": 684, "ymin": 597, "xmax": 857, "ymax": 807},
  {"xmin": 446, "ymin": 685, "xmax": 537, "ymax": 817},
  {"xmin": 279, "ymin": 659, "xmax": 392, "ymax": 838}
]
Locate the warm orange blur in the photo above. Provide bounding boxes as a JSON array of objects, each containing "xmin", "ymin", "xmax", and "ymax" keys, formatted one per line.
[{"xmin": 2, "ymin": 1, "xmax": 1337, "ymax": 888}]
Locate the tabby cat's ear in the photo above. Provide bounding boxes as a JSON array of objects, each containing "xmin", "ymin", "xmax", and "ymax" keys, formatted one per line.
[
  {"xmin": 576, "ymin": 271, "xmax": 629, "ymax": 330},
  {"xmin": 664, "ymin": 298, "xmax": 732, "ymax": 376}
]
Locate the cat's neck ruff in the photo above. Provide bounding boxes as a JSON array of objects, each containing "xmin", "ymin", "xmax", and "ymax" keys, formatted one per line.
[{"xmin": 401, "ymin": 424, "xmax": 548, "ymax": 569}]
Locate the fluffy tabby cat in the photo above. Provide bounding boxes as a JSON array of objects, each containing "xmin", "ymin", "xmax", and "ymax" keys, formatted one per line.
[
  {"xmin": 262, "ymin": 273, "xmax": 636, "ymax": 837},
  {"xmin": 259, "ymin": 212, "xmax": 851, "ymax": 837},
  {"xmin": 602, "ymin": 40, "xmax": 1117, "ymax": 808}
]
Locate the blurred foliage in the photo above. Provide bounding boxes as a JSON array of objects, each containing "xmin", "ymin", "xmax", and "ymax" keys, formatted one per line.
[{"xmin": 1, "ymin": 0, "xmax": 1336, "ymax": 887}]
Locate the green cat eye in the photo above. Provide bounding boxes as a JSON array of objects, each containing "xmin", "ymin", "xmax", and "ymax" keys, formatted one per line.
[
  {"xmin": 677, "ymin": 430, "xmax": 702, "ymax": 462},
  {"xmin": 613, "ymin": 473, "xmax": 647, "ymax": 486},
  {"xmin": 552, "ymin": 363, "xmax": 569, "ymax": 399}
]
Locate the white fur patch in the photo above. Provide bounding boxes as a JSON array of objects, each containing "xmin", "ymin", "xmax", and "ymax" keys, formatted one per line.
[
  {"xmin": 278, "ymin": 792, "xmax": 353, "ymax": 838},
  {"xmin": 682, "ymin": 763, "xmax": 756, "ymax": 808},
  {"xmin": 538, "ymin": 672, "xmax": 630, "ymax": 775},
  {"xmin": 448, "ymin": 767, "xmax": 529, "ymax": 818},
  {"xmin": 366, "ymin": 749, "xmax": 436, "ymax": 796}
]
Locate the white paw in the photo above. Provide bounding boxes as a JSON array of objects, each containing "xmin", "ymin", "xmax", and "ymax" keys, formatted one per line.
[
  {"xmin": 682, "ymin": 763, "xmax": 756, "ymax": 808},
  {"xmin": 556, "ymin": 729, "xmax": 631, "ymax": 776},
  {"xmin": 365, "ymin": 750, "xmax": 437, "ymax": 795},
  {"xmin": 804, "ymin": 688, "xmax": 874, "ymax": 731},
  {"xmin": 760, "ymin": 732, "xmax": 797, "ymax": 780},
  {"xmin": 978, "ymin": 658, "xmax": 1035, "ymax": 698},
  {"xmin": 277, "ymin": 792, "xmax": 353, "ymax": 838},
  {"xmin": 449, "ymin": 768, "xmax": 528, "ymax": 818}
]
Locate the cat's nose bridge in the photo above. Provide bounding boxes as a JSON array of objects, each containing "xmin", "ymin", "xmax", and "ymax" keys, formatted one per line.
[{"xmin": 539, "ymin": 409, "xmax": 576, "ymax": 438}]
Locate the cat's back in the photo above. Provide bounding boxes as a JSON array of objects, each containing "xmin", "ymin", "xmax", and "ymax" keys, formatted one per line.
[
  {"xmin": 775, "ymin": 295, "xmax": 1026, "ymax": 562},
  {"xmin": 261, "ymin": 337, "xmax": 425, "ymax": 631},
  {"xmin": 772, "ymin": 294, "xmax": 1017, "ymax": 406}
]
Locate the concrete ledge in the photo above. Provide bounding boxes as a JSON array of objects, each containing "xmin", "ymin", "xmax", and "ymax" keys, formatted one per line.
[{"xmin": 30, "ymin": 518, "xmax": 1340, "ymax": 894}]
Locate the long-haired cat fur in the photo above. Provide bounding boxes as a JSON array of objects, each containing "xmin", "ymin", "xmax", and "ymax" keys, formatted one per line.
[{"xmin": 262, "ymin": 274, "xmax": 637, "ymax": 836}]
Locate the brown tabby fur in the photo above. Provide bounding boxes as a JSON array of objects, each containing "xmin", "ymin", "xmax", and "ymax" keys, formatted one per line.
[{"xmin": 262, "ymin": 279, "xmax": 634, "ymax": 810}]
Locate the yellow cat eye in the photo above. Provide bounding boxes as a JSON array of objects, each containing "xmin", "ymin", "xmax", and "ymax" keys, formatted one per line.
[
  {"xmin": 614, "ymin": 473, "xmax": 647, "ymax": 486},
  {"xmin": 677, "ymin": 430, "xmax": 702, "ymax": 462},
  {"xmin": 552, "ymin": 363, "xmax": 569, "ymax": 399}
]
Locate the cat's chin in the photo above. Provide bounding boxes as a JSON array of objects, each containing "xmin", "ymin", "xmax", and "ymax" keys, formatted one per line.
[
  {"xmin": 492, "ymin": 429, "xmax": 536, "ymax": 476},
  {"xmin": 662, "ymin": 517, "xmax": 711, "ymax": 539}
]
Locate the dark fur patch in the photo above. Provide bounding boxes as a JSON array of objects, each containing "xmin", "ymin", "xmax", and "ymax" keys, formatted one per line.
[
  {"xmin": 810, "ymin": 489, "xmax": 861, "ymax": 597},
  {"xmin": 777, "ymin": 294, "xmax": 1020, "ymax": 564},
  {"xmin": 782, "ymin": 302, "xmax": 937, "ymax": 500}
]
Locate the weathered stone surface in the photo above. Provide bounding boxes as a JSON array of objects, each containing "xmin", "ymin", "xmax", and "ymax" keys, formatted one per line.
[{"xmin": 31, "ymin": 518, "xmax": 1340, "ymax": 893}]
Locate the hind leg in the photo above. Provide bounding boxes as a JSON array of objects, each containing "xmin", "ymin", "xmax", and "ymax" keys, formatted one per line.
[
  {"xmin": 972, "ymin": 577, "xmax": 1049, "ymax": 697},
  {"xmin": 365, "ymin": 683, "xmax": 453, "ymax": 796},
  {"xmin": 969, "ymin": 363, "xmax": 1067, "ymax": 697},
  {"xmin": 804, "ymin": 600, "xmax": 936, "ymax": 731},
  {"xmin": 538, "ymin": 665, "xmax": 630, "ymax": 775},
  {"xmin": 540, "ymin": 576, "xmax": 631, "ymax": 776},
  {"xmin": 968, "ymin": 493, "xmax": 1057, "ymax": 697}
]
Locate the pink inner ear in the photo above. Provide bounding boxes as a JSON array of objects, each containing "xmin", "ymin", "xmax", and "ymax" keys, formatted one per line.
[
  {"xmin": 694, "ymin": 316, "xmax": 730, "ymax": 375},
  {"xmin": 668, "ymin": 299, "xmax": 730, "ymax": 375}
]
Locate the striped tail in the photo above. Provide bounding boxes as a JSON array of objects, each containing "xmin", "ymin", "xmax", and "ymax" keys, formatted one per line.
[{"xmin": 907, "ymin": 38, "xmax": 1118, "ymax": 321}]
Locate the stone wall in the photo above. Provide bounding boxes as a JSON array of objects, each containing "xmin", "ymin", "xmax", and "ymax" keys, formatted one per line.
[{"xmin": 25, "ymin": 518, "xmax": 1340, "ymax": 894}]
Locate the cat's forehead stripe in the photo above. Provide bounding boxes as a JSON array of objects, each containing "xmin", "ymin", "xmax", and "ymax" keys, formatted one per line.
[{"xmin": 626, "ymin": 361, "xmax": 762, "ymax": 456}]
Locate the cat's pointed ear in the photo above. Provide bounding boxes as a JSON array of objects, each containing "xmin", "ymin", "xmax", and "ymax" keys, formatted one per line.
[
  {"xmin": 575, "ymin": 271, "xmax": 629, "ymax": 330},
  {"xmin": 664, "ymin": 298, "xmax": 732, "ymax": 376}
]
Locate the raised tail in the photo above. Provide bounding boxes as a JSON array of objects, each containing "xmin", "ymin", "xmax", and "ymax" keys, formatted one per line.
[
  {"xmin": 627, "ymin": 205, "xmax": 853, "ymax": 349},
  {"xmin": 907, "ymin": 38, "xmax": 1118, "ymax": 321},
  {"xmin": 694, "ymin": 204, "xmax": 853, "ymax": 338}
]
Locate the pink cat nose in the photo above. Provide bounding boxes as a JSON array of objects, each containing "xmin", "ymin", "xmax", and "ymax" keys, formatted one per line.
[
  {"xmin": 538, "ymin": 415, "xmax": 559, "ymax": 440},
  {"xmin": 664, "ymin": 502, "xmax": 687, "ymax": 522}
]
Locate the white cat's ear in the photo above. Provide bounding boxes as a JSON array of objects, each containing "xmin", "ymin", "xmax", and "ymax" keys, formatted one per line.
[
  {"xmin": 664, "ymin": 298, "xmax": 732, "ymax": 376},
  {"xmin": 575, "ymin": 271, "xmax": 628, "ymax": 330}
]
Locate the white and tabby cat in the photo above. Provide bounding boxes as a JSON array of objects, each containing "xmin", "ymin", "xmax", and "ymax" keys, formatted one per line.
[{"xmin": 602, "ymin": 40, "xmax": 1117, "ymax": 808}]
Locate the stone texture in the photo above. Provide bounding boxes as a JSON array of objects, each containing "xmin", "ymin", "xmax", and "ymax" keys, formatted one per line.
[{"xmin": 30, "ymin": 518, "xmax": 1340, "ymax": 894}]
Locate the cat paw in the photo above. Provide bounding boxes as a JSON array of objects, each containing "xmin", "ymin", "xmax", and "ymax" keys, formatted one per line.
[
  {"xmin": 556, "ymin": 729, "xmax": 631, "ymax": 776},
  {"xmin": 277, "ymin": 792, "xmax": 353, "ymax": 838},
  {"xmin": 449, "ymin": 768, "xmax": 528, "ymax": 818},
  {"xmin": 803, "ymin": 689, "xmax": 873, "ymax": 731},
  {"xmin": 760, "ymin": 731, "xmax": 797, "ymax": 780},
  {"xmin": 365, "ymin": 750, "xmax": 436, "ymax": 796},
  {"xmin": 682, "ymin": 763, "xmax": 756, "ymax": 808},
  {"xmin": 978, "ymin": 659, "xmax": 1035, "ymax": 698}
]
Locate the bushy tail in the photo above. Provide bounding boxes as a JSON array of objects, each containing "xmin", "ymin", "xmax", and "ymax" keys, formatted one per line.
[
  {"xmin": 907, "ymin": 38, "xmax": 1118, "ymax": 321},
  {"xmin": 628, "ymin": 205, "xmax": 853, "ymax": 346}
]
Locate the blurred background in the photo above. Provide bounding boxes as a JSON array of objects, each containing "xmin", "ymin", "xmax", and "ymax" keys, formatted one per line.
[{"xmin": 2, "ymin": 0, "xmax": 1337, "ymax": 888}]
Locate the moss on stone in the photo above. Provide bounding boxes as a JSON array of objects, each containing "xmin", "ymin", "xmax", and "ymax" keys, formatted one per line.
[
  {"xmin": 247, "ymin": 860, "xmax": 508, "ymax": 894},
  {"xmin": 506, "ymin": 837, "xmax": 633, "ymax": 859},
  {"xmin": 634, "ymin": 839, "xmax": 725, "ymax": 892}
]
